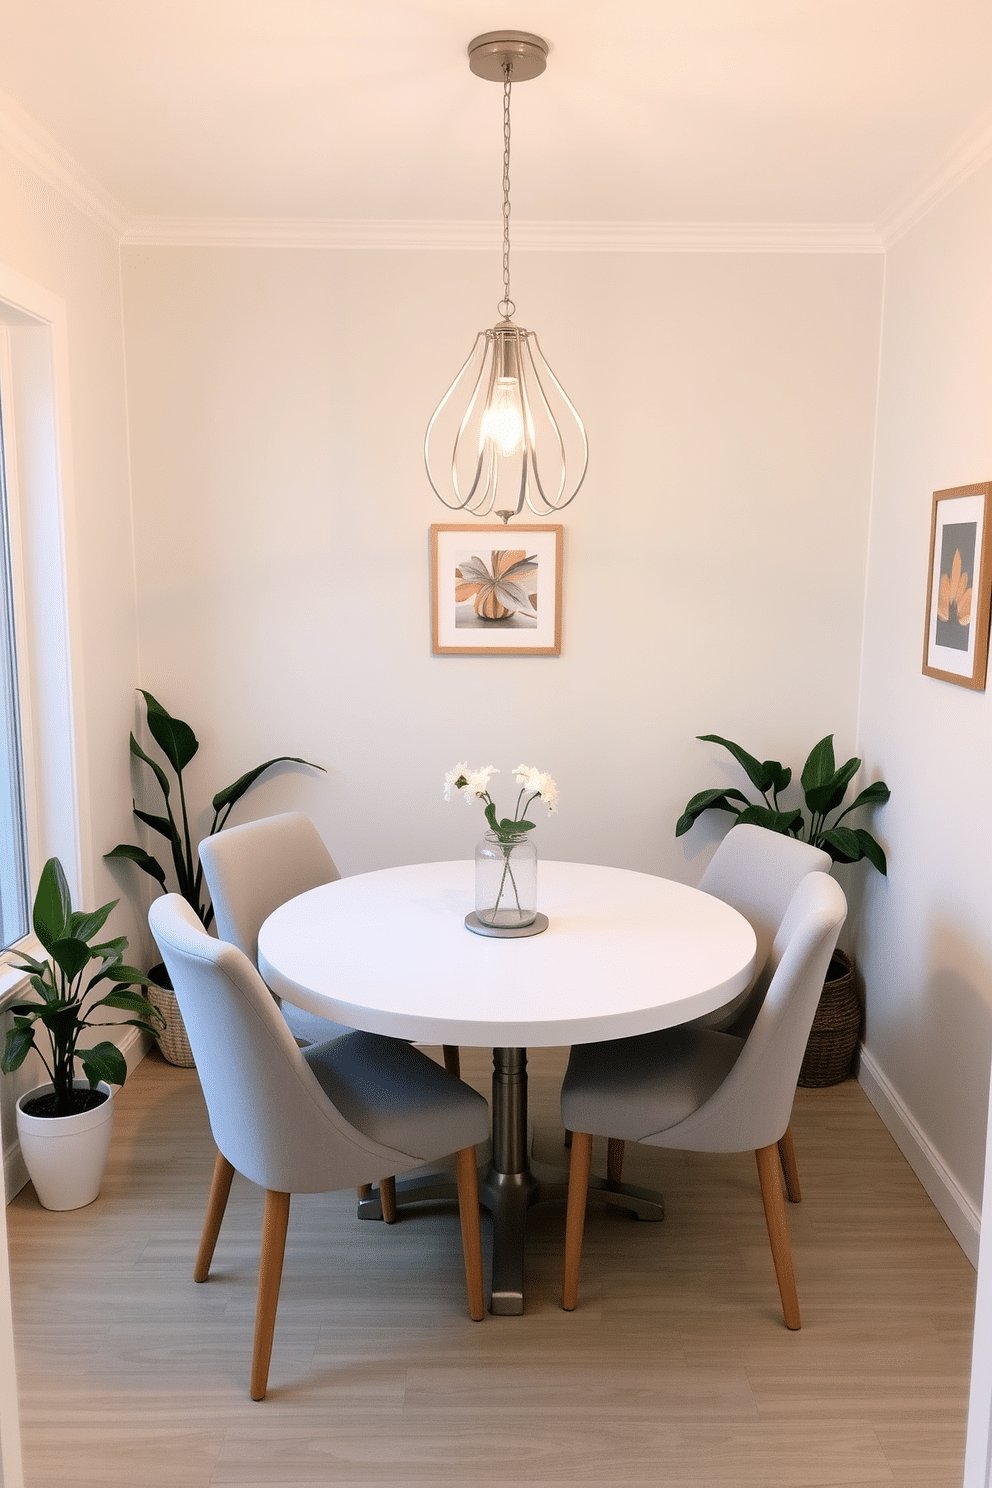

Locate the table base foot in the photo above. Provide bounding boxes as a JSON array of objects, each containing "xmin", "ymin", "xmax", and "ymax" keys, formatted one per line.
[
  {"xmin": 585, "ymin": 1172, "xmax": 665, "ymax": 1221},
  {"xmin": 482, "ymin": 1168, "xmax": 547, "ymax": 1315},
  {"xmin": 355, "ymin": 1147, "xmax": 665, "ymax": 1309},
  {"xmin": 356, "ymin": 1170, "xmax": 459, "ymax": 1221}
]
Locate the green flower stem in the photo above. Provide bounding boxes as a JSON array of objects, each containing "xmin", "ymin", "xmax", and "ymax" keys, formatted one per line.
[{"xmin": 488, "ymin": 844, "xmax": 523, "ymax": 923}]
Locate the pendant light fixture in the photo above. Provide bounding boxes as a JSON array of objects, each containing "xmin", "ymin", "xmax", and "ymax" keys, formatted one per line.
[{"xmin": 425, "ymin": 31, "xmax": 588, "ymax": 524}]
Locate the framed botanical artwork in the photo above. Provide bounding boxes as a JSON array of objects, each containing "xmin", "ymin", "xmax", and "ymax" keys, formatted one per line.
[
  {"xmin": 430, "ymin": 524, "xmax": 563, "ymax": 655},
  {"xmin": 922, "ymin": 481, "xmax": 992, "ymax": 690}
]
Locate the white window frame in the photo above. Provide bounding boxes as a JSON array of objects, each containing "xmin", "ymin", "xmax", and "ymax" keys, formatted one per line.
[
  {"xmin": 0, "ymin": 264, "xmax": 83, "ymax": 961},
  {"xmin": 0, "ymin": 264, "xmax": 84, "ymax": 1212}
]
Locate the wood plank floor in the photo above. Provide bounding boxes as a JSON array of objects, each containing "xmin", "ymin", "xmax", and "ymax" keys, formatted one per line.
[{"xmin": 6, "ymin": 1045, "xmax": 976, "ymax": 1488}]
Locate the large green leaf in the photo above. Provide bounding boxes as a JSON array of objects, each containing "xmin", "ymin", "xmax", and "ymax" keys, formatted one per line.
[
  {"xmin": 127, "ymin": 735, "xmax": 194, "ymax": 895},
  {"xmin": 675, "ymin": 787, "xmax": 752, "ymax": 837},
  {"xmin": 840, "ymin": 780, "xmax": 891, "ymax": 815},
  {"xmin": 0, "ymin": 1022, "xmax": 35, "ymax": 1074},
  {"xmin": 764, "ymin": 761, "xmax": 792, "ymax": 795},
  {"xmin": 90, "ymin": 936, "xmax": 128, "ymax": 961},
  {"xmin": 96, "ymin": 962, "xmax": 153, "ymax": 987},
  {"xmin": 804, "ymin": 755, "xmax": 861, "ymax": 816},
  {"xmin": 697, "ymin": 736, "xmax": 777, "ymax": 794},
  {"xmin": 129, "ymin": 732, "xmax": 173, "ymax": 804},
  {"xmin": 799, "ymin": 735, "xmax": 836, "ymax": 792},
  {"xmin": 854, "ymin": 828, "xmax": 887, "ymax": 875},
  {"xmin": 818, "ymin": 825, "xmax": 862, "ymax": 863},
  {"xmin": 734, "ymin": 804, "xmax": 805, "ymax": 836},
  {"xmin": 50, "ymin": 936, "xmax": 92, "ymax": 982},
  {"xmin": 35, "ymin": 1002, "xmax": 83, "ymax": 1038},
  {"xmin": 104, "ymin": 843, "xmax": 168, "ymax": 888},
  {"xmin": 33, "ymin": 857, "xmax": 71, "ymax": 953},
  {"xmin": 92, "ymin": 987, "xmax": 165, "ymax": 1023},
  {"xmin": 211, "ymin": 756, "xmax": 324, "ymax": 814},
  {"xmin": 140, "ymin": 690, "xmax": 199, "ymax": 774},
  {"xmin": 5, "ymin": 1007, "xmax": 44, "ymax": 1028},
  {"xmin": 11, "ymin": 949, "xmax": 47, "ymax": 976},
  {"xmin": 69, "ymin": 900, "xmax": 117, "ymax": 944},
  {"xmin": 80, "ymin": 1041, "xmax": 127, "ymax": 1088},
  {"xmin": 24, "ymin": 973, "xmax": 57, "ymax": 1004},
  {"xmin": 132, "ymin": 808, "xmax": 175, "ymax": 841}
]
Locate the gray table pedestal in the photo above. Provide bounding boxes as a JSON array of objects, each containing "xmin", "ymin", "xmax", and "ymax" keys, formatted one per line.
[{"xmin": 358, "ymin": 1046, "xmax": 665, "ymax": 1314}]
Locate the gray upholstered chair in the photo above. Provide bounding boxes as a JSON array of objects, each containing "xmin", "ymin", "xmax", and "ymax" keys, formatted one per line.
[
  {"xmin": 198, "ymin": 811, "xmax": 349, "ymax": 1047},
  {"xmin": 149, "ymin": 894, "xmax": 488, "ymax": 1400},
  {"xmin": 560, "ymin": 871, "xmax": 846, "ymax": 1329},
  {"xmin": 199, "ymin": 811, "xmax": 462, "ymax": 1217},
  {"xmin": 604, "ymin": 824, "xmax": 831, "ymax": 1192},
  {"xmin": 693, "ymin": 823, "xmax": 832, "ymax": 1034}
]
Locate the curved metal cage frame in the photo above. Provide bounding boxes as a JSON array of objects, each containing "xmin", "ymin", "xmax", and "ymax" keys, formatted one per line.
[{"xmin": 425, "ymin": 321, "xmax": 588, "ymax": 522}]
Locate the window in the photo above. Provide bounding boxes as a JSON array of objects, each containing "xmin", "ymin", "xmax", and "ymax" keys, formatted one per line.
[
  {"xmin": 0, "ymin": 392, "xmax": 28, "ymax": 946},
  {"xmin": 0, "ymin": 264, "xmax": 82, "ymax": 959}
]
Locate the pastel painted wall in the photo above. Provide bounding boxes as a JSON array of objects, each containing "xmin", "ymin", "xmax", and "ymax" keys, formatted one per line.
[
  {"xmin": 857, "ymin": 157, "xmax": 992, "ymax": 1247},
  {"xmin": 118, "ymin": 244, "xmax": 883, "ymax": 976}
]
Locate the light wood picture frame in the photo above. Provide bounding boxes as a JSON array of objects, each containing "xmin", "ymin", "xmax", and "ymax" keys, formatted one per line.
[
  {"xmin": 430, "ymin": 524, "xmax": 563, "ymax": 656},
  {"xmin": 922, "ymin": 481, "xmax": 992, "ymax": 690}
]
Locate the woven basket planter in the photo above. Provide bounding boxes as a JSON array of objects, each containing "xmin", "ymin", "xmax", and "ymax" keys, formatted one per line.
[
  {"xmin": 798, "ymin": 949, "xmax": 861, "ymax": 1088},
  {"xmin": 147, "ymin": 976, "xmax": 196, "ymax": 1068}
]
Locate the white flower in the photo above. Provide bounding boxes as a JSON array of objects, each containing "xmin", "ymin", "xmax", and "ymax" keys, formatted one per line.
[
  {"xmin": 536, "ymin": 772, "xmax": 559, "ymax": 813},
  {"xmin": 463, "ymin": 765, "xmax": 497, "ymax": 799},
  {"xmin": 443, "ymin": 762, "xmax": 469, "ymax": 801},
  {"xmin": 443, "ymin": 762, "xmax": 497, "ymax": 803},
  {"xmin": 513, "ymin": 764, "xmax": 558, "ymax": 813}
]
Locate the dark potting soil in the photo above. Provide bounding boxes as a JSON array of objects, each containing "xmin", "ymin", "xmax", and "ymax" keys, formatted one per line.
[{"xmin": 21, "ymin": 1088, "xmax": 109, "ymax": 1119}]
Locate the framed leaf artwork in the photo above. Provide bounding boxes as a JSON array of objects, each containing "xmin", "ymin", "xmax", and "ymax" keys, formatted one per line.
[
  {"xmin": 922, "ymin": 481, "xmax": 992, "ymax": 690},
  {"xmin": 430, "ymin": 524, "xmax": 563, "ymax": 655}
]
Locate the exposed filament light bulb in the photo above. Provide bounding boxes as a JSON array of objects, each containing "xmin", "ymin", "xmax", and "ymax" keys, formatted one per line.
[{"xmin": 481, "ymin": 377, "xmax": 524, "ymax": 456}]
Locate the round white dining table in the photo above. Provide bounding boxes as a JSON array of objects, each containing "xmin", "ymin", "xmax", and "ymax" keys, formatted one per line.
[{"xmin": 258, "ymin": 859, "xmax": 756, "ymax": 1314}]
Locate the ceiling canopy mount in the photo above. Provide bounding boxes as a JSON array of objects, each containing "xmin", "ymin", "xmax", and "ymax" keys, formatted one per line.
[{"xmin": 467, "ymin": 31, "xmax": 548, "ymax": 84}]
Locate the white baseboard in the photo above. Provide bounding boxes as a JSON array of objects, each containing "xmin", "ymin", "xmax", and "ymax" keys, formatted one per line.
[
  {"xmin": 858, "ymin": 1045, "xmax": 980, "ymax": 1267},
  {"xmin": 3, "ymin": 1027, "xmax": 152, "ymax": 1204}
]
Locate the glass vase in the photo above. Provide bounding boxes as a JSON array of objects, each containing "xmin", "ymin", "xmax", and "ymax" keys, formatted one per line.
[{"xmin": 475, "ymin": 830, "xmax": 537, "ymax": 929}]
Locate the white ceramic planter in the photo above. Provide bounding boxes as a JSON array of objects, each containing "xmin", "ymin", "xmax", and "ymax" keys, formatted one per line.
[{"xmin": 15, "ymin": 1081, "xmax": 115, "ymax": 1211}]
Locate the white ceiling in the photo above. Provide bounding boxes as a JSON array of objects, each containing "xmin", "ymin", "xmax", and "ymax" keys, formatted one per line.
[{"xmin": 1, "ymin": 0, "xmax": 991, "ymax": 233}]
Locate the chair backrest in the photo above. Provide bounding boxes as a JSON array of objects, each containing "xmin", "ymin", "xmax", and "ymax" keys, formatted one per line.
[
  {"xmin": 148, "ymin": 894, "xmax": 418, "ymax": 1194},
  {"xmin": 199, "ymin": 812, "xmax": 339, "ymax": 964},
  {"xmin": 649, "ymin": 871, "xmax": 847, "ymax": 1154},
  {"xmin": 698, "ymin": 823, "xmax": 831, "ymax": 975}
]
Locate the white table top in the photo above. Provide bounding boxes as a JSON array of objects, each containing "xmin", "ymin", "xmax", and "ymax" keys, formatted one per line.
[{"xmin": 257, "ymin": 860, "xmax": 756, "ymax": 1049}]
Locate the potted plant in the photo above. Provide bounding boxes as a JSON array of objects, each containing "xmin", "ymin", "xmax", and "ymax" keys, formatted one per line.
[
  {"xmin": 677, "ymin": 732, "xmax": 892, "ymax": 1085},
  {"xmin": 1, "ymin": 857, "xmax": 163, "ymax": 1209},
  {"xmin": 105, "ymin": 690, "xmax": 322, "ymax": 1064}
]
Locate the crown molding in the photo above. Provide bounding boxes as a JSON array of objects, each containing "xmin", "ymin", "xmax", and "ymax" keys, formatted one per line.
[
  {"xmin": 0, "ymin": 92, "xmax": 128, "ymax": 240},
  {"xmin": 876, "ymin": 109, "xmax": 992, "ymax": 247},
  {"xmin": 120, "ymin": 216, "xmax": 882, "ymax": 253},
  {"xmin": 6, "ymin": 82, "xmax": 991, "ymax": 257}
]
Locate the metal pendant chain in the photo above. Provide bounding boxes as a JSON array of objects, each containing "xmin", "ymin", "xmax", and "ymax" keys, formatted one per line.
[{"xmin": 497, "ymin": 60, "xmax": 515, "ymax": 321}]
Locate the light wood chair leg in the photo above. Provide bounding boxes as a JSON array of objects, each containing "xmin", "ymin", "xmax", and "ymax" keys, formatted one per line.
[
  {"xmin": 379, "ymin": 1175, "xmax": 397, "ymax": 1223},
  {"xmin": 607, "ymin": 1137, "xmax": 625, "ymax": 1185},
  {"xmin": 455, "ymin": 1146, "xmax": 485, "ymax": 1321},
  {"xmin": 562, "ymin": 1131, "xmax": 593, "ymax": 1311},
  {"xmin": 778, "ymin": 1125, "xmax": 802, "ymax": 1203},
  {"xmin": 755, "ymin": 1144, "xmax": 801, "ymax": 1330},
  {"xmin": 442, "ymin": 1045, "xmax": 461, "ymax": 1078},
  {"xmin": 194, "ymin": 1150, "xmax": 235, "ymax": 1283},
  {"xmin": 250, "ymin": 1190, "xmax": 291, "ymax": 1400},
  {"xmin": 356, "ymin": 1183, "xmax": 373, "ymax": 1200}
]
